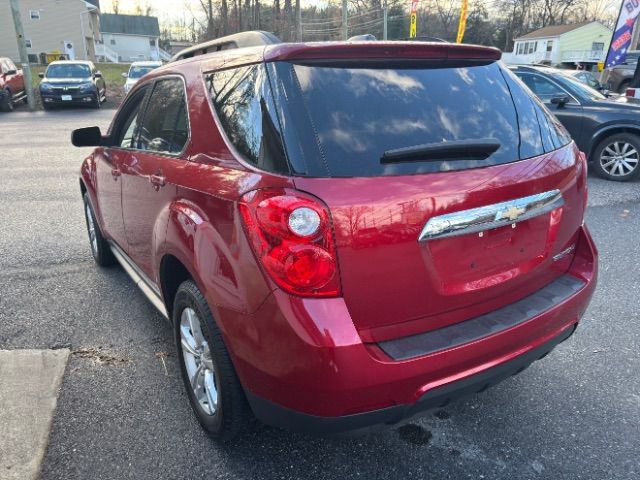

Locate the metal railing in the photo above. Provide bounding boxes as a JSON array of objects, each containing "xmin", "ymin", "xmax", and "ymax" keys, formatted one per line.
[
  {"xmin": 95, "ymin": 43, "xmax": 118, "ymax": 63},
  {"xmin": 561, "ymin": 50, "xmax": 605, "ymax": 63}
]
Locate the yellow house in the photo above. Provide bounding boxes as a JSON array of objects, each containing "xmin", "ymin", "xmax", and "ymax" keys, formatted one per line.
[{"xmin": 504, "ymin": 21, "xmax": 613, "ymax": 67}]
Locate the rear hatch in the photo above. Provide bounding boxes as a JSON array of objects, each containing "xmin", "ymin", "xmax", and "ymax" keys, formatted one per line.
[{"xmin": 250, "ymin": 44, "xmax": 586, "ymax": 341}]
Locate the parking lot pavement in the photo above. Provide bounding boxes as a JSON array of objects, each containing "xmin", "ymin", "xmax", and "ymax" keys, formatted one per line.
[{"xmin": 0, "ymin": 109, "xmax": 639, "ymax": 480}]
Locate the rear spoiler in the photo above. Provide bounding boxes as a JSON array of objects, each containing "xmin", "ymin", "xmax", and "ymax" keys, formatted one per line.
[
  {"xmin": 263, "ymin": 42, "xmax": 502, "ymax": 63},
  {"xmin": 171, "ymin": 31, "xmax": 281, "ymax": 62}
]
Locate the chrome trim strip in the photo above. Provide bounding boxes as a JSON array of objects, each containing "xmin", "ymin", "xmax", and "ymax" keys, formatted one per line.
[
  {"xmin": 553, "ymin": 244, "xmax": 576, "ymax": 262},
  {"xmin": 419, "ymin": 189, "xmax": 564, "ymax": 242},
  {"xmin": 109, "ymin": 243, "xmax": 169, "ymax": 319}
]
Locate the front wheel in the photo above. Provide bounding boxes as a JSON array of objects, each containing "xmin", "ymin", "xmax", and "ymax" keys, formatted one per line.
[
  {"xmin": 593, "ymin": 133, "xmax": 640, "ymax": 181},
  {"xmin": 93, "ymin": 93, "xmax": 101, "ymax": 109},
  {"xmin": 174, "ymin": 280, "xmax": 253, "ymax": 441}
]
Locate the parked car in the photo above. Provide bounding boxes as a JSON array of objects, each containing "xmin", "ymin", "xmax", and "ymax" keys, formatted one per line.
[
  {"xmin": 0, "ymin": 57, "xmax": 26, "ymax": 112},
  {"xmin": 39, "ymin": 60, "xmax": 106, "ymax": 110},
  {"xmin": 512, "ymin": 65, "xmax": 640, "ymax": 181},
  {"xmin": 122, "ymin": 61, "xmax": 162, "ymax": 95},
  {"xmin": 600, "ymin": 50, "xmax": 640, "ymax": 93},
  {"xmin": 72, "ymin": 33, "xmax": 597, "ymax": 440}
]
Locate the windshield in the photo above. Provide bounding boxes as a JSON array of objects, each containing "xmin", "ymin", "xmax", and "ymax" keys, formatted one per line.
[
  {"xmin": 128, "ymin": 66, "xmax": 156, "ymax": 79},
  {"xmin": 45, "ymin": 64, "xmax": 91, "ymax": 79}
]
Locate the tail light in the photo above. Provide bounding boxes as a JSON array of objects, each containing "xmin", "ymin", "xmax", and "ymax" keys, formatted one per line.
[
  {"xmin": 239, "ymin": 188, "xmax": 341, "ymax": 297},
  {"xmin": 625, "ymin": 88, "xmax": 637, "ymax": 98}
]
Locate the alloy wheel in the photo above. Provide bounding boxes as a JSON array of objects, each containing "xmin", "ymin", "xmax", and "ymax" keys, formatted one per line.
[
  {"xmin": 85, "ymin": 203, "xmax": 98, "ymax": 255},
  {"xmin": 600, "ymin": 141, "xmax": 639, "ymax": 177},
  {"xmin": 180, "ymin": 307, "xmax": 218, "ymax": 416}
]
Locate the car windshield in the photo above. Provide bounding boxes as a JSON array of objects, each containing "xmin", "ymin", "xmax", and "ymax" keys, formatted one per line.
[
  {"xmin": 46, "ymin": 64, "xmax": 91, "ymax": 79},
  {"xmin": 128, "ymin": 66, "xmax": 156, "ymax": 79},
  {"xmin": 560, "ymin": 73, "xmax": 607, "ymax": 100}
]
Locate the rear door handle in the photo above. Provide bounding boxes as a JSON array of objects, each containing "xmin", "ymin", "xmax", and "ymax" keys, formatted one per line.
[
  {"xmin": 111, "ymin": 168, "xmax": 121, "ymax": 179},
  {"xmin": 149, "ymin": 172, "xmax": 166, "ymax": 190}
]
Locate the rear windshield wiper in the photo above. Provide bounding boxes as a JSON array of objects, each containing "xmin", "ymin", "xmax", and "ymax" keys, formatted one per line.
[{"xmin": 380, "ymin": 139, "xmax": 501, "ymax": 164}]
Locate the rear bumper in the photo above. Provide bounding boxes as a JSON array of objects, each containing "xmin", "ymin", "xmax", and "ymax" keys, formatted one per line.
[
  {"xmin": 220, "ymin": 225, "xmax": 597, "ymax": 434},
  {"xmin": 245, "ymin": 323, "xmax": 577, "ymax": 435}
]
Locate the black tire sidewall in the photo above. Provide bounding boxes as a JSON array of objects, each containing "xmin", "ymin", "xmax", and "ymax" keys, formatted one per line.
[
  {"xmin": 83, "ymin": 193, "xmax": 114, "ymax": 265},
  {"xmin": 173, "ymin": 282, "xmax": 225, "ymax": 435},
  {"xmin": 1, "ymin": 89, "xmax": 13, "ymax": 112},
  {"xmin": 593, "ymin": 133, "xmax": 640, "ymax": 181}
]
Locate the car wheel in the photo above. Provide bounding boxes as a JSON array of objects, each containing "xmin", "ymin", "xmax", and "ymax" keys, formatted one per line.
[
  {"xmin": 93, "ymin": 94, "xmax": 101, "ymax": 109},
  {"xmin": 0, "ymin": 89, "xmax": 14, "ymax": 112},
  {"xmin": 174, "ymin": 280, "xmax": 253, "ymax": 441},
  {"xmin": 593, "ymin": 133, "xmax": 640, "ymax": 181},
  {"xmin": 83, "ymin": 193, "xmax": 115, "ymax": 266}
]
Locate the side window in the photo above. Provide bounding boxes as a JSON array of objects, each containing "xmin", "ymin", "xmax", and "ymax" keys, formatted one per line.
[
  {"xmin": 518, "ymin": 73, "xmax": 567, "ymax": 102},
  {"xmin": 112, "ymin": 88, "xmax": 148, "ymax": 149},
  {"xmin": 137, "ymin": 78, "xmax": 189, "ymax": 154},
  {"xmin": 206, "ymin": 64, "xmax": 289, "ymax": 174}
]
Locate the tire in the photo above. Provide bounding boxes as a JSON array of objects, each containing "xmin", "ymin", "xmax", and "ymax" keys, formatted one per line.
[
  {"xmin": 592, "ymin": 133, "xmax": 640, "ymax": 181},
  {"xmin": 174, "ymin": 280, "xmax": 253, "ymax": 441},
  {"xmin": 0, "ymin": 89, "xmax": 13, "ymax": 112},
  {"xmin": 83, "ymin": 193, "xmax": 115, "ymax": 266},
  {"xmin": 93, "ymin": 93, "xmax": 101, "ymax": 109}
]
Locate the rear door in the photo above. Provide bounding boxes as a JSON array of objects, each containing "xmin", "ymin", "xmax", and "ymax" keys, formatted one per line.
[
  {"xmin": 266, "ymin": 60, "xmax": 585, "ymax": 341},
  {"xmin": 120, "ymin": 76, "xmax": 190, "ymax": 279}
]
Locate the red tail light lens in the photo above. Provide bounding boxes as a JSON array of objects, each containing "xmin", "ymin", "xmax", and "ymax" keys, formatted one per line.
[{"xmin": 239, "ymin": 188, "xmax": 341, "ymax": 297}]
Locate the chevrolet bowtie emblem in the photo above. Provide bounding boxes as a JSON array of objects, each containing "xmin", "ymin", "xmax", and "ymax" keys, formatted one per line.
[{"xmin": 500, "ymin": 205, "xmax": 526, "ymax": 221}]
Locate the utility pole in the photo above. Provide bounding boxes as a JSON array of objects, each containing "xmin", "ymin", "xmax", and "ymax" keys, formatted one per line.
[
  {"xmin": 296, "ymin": 0, "xmax": 302, "ymax": 41},
  {"xmin": 9, "ymin": 0, "xmax": 36, "ymax": 110},
  {"xmin": 342, "ymin": 0, "xmax": 348, "ymax": 40},
  {"xmin": 382, "ymin": 0, "xmax": 388, "ymax": 40}
]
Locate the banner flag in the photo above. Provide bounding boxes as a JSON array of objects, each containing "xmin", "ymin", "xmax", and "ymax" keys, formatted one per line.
[
  {"xmin": 456, "ymin": 0, "xmax": 468, "ymax": 44},
  {"xmin": 410, "ymin": 0, "xmax": 419, "ymax": 38},
  {"xmin": 605, "ymin": 0, "xmax": 640, "ymax": 68}
]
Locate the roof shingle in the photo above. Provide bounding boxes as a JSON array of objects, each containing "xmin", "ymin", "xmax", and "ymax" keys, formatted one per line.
[
  {"xmin": 100, "ymin": 13, "xmax": 160, "ymax": 37},
  {"xmin": 515, "ymin": 22, "xmax": 592, "ymax": 40}
]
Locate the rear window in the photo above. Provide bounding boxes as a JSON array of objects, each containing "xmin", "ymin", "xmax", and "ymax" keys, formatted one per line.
[{"xmin": 208, "ymin": 61, "xmax": 571, "ymax": 177}]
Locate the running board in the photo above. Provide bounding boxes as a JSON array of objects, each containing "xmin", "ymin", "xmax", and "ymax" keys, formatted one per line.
[{"xmin": 109, "ymin": 244, "xmax": 169, "ymax": 319}]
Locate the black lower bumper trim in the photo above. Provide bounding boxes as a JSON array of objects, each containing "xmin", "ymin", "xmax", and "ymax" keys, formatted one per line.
[{"xmin": 245, "ymin": 324, "xmax": 577, "ymax": 435}]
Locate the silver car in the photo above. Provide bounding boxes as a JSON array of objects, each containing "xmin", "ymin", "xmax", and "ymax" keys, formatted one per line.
[{"xmin": 122, "ymin": 61, "xmax": 162, "ymax": 95}]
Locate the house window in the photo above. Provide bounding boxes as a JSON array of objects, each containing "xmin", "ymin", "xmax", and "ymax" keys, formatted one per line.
[
  {"xmin": 149, "ymin": 38, "xmax": 156, "ymax": 47},
  {"xmin": 25, "ymin": 39, "xmax": 32, "ymax": 48},
  {"xmin": 29, "ymin": 10, "xmax": 40, "ymax": 20},
  {"xmin": 592, "ymin": 42, "xmax": 604, "ymax": 52},
  {"xmin": 110, "ymin": 38, "xmax": 116, "ymax": 45}
]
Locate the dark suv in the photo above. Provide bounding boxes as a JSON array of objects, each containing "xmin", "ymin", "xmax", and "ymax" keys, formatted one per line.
[
  {"xmin": 512, "ymin": 65, "xmax": 640, "ymax": 181},
  {"xmin": 72, "ymin": 32, "xmax": 597, "ymax": 440},
  {"xmin": 39, "ymin": 60, "xmax": 106, "ymax": 109}
]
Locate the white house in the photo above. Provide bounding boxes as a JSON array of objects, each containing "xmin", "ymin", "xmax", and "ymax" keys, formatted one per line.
[
  {"xmin": 99, "ymin": 13, "xmax": 169, "ymax": 62},
  {"xmin": 503, "ymin": 21, "xmax": 612, "ymax": 67}
]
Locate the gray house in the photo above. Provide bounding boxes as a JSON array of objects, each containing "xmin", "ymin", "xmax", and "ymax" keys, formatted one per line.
[{"xmin": 99, "ymin": 13, "xmax": 168, "ymax": 62}]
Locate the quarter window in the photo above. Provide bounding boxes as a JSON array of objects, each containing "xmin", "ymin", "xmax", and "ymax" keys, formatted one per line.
[
  {"xmin": 137, "ymin": 78, "xmax": 189, "ymax": 154},
  {"xmin": 207, "ymin": 64, "xmax": 289, "ymax": 174},
  {"xmin": 517, "ymin": 73, "xmax": 567, "ymax": 102}
]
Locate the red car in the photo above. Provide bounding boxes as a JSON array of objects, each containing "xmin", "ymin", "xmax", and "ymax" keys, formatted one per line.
[
  {"xmin": 72, "ymin": 32, "xmax": 598, "ymax": 440},
  {"xmin": 0, "ymin": 57, "xmax": 26, "ymax": 112}
]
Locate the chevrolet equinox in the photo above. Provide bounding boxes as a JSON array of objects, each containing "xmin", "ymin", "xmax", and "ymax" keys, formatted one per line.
[{"xmin": 72, "ymin": 32, "xmax": 598, "ymax": 440}]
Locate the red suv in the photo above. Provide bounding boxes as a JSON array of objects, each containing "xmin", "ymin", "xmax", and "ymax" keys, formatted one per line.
[
  {"xmin": 72, "ymin": 32, "xmax": 598, "ymax": 440},
  {"xmin": 0, "ymin": 57, "xmax": 26, "ymax": 112}
]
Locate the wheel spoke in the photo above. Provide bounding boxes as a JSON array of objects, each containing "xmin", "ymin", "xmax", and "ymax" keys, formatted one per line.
[
  {"xmin": 190, "ymin": 363, "xmax": 203, "ymax": 390},
  {"xmin": 604, "ymin": 146, "xmax": 616, "ymax": 156},
  {"xmin": 613, "ymin": 142, "xmax": 622, "ymax": 155},
  {"xmin": 180, "ymin": 330, "xmax": 199, "ymax": 356},
  {"xmin": 186, "ymin": 309, "xmax": 205, "ymax": 345},
  {"xmin": 622, "ymin": 160, "xmax": 635, "ymax": 173},
  {"xmin": 601, "ymin": 158, "xmax": 616, "ymax": 168},
  {"xmin": 204, "ymin": 370, "xmax": 218, "ymax": 413}
]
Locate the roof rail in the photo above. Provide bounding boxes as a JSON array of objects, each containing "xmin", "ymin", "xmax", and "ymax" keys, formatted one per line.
[{"xmin": 170, "ymin": 31, "xmax": 281, "ymax": 62}]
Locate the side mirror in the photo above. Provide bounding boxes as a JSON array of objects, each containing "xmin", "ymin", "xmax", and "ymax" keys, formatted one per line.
[
  {"xmin": 94, "ymin": 71, "xmax": 102, "ymax": 77},
  {"xmin": 38, "ymin": 72, "xmax": 44, "ymax": 78},
  {"xmin": 121, "ymin": 72, "xmax": 128, "ymax": 78},
  {"xmin": 550, "ymin": 95, "xmax": 571, "ymax": 107},
  {"xmin": 5, "ymin": 69, "xmax": 17, "ymax": 75},
  {"xmin": 71, "ymin": 126, "xmax": 104, "ymax": 147}
]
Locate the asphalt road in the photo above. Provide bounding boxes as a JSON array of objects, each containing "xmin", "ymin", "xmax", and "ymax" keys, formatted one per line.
[{"xmin": 0, "ymin": 109, "xmax": 639, "ymax": 480}]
